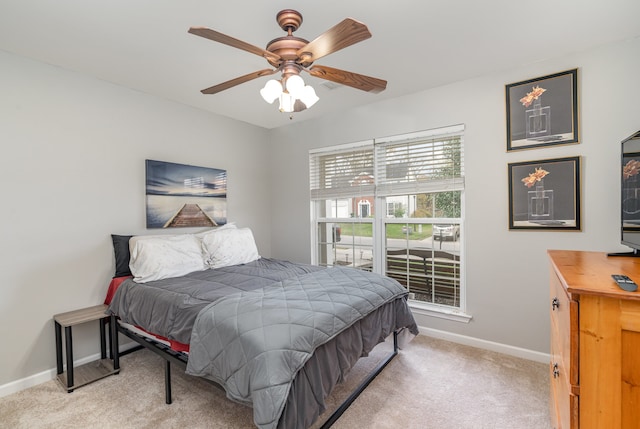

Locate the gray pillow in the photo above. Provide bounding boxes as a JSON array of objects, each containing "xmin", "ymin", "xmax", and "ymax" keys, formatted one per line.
[{"xmin": 111, "ymin": 234, "xmax": 132, "ymax": 278}]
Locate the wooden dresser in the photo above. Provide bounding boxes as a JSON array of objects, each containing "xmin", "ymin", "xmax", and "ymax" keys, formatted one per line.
[{"xmin": 548, "ymin": 250, "xmax": 640, "ymax": 428}]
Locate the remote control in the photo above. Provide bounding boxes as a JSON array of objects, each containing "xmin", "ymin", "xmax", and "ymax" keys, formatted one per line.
[{"xmin": 611, "ymin": 274, "xmax": 638, "ymax": 292}]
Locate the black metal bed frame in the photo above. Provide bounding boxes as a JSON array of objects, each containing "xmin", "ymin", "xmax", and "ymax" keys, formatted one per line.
[{"xmin": 115, "ymin": 323, "xmax": 399, "ymax": 429}]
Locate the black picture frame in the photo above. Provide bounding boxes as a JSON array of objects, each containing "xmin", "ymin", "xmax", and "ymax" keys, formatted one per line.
[
  {"xmin": 508, "ymin": 156, "xmax": 581, "ymax": 230},
  {"xmin": 506, "ymin": 69, "xmax": 578, "ymax": 151}
]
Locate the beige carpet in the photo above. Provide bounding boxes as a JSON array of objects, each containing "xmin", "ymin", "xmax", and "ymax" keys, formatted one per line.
[{"xmin": 0, "ymin": 335, "xmax": 551, "ymax": 429}]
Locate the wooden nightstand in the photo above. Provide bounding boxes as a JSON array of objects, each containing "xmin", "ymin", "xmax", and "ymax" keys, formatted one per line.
[{"xmin": 54, "ymin": 304, "xmax": 120, "ymax": 392}]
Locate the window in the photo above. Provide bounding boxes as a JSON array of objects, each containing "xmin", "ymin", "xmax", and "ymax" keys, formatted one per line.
[
  {"xmin": 386, "ymin": 201, "xmax": 405, "ymax": 217},
  {"xmin": 310, "ymin": 141, "xmax": 375, "ymax": 269},
  {"xmin": 310, "ymin": 125, "xmax": 465, "ymax": 314}
]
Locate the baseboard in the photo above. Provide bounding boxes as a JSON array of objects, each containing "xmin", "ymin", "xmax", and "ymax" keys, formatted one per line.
[
  {"xmin": 418, "ymin": 326, "xmax": 550, "ymax": 364},
  {"xmin": 0, "ymin": 342, "xmax": 139, "ymax": 399}
]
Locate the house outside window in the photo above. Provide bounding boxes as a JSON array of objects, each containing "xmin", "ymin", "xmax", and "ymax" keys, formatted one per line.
[{"xmin": 310, "ymin": 125, "xmax": 465, "ymax": 316}]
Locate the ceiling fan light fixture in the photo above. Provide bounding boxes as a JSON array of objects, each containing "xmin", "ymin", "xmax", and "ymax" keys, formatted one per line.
[
  {"xmin": 285, "ymin": 75, "xmax": 305, "ymax": 98},
  {"xmin": 260, "ymin": 79, "xmax": 283, "ymax": 103},
  {"xmin": 300, "ymin": 85, "xmax": 319, "ymax": 108},
  {"xmin": 279, "ymin": 91, "xmax": 296, "ymax": 113},
  {"xmin": 261, "ymin": 75, "xmax": 319, "ymax": 112}
]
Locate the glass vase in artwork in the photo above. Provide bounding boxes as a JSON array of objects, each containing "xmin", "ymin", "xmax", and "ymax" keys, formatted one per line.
[{"xmin": 528, "ymin": 179, "xmax": 554, "ymax": 222}]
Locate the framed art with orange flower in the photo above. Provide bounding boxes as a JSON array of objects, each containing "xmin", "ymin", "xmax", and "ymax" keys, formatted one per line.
[
  {"xmin": 506, "ymin": 69, "xmax": 578, "ymax": 151},
  {"xmin": 508, "ymin": 156, "xmax": 581, "ymax": 230}
]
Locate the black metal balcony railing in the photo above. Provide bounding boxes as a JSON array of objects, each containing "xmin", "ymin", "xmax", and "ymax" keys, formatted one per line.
[{"xmin": 385, "ymin": 249, "xmax": 460, "ymax": 307}]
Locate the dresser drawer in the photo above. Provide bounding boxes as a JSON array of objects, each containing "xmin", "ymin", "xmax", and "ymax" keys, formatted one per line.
[
  {"xmin": 550, "ymin": 269, "xmax": 578, "ymax": 386},
  {"xmin": 550, "ymin": 336, "xmax": 578, "ymax": 428}
]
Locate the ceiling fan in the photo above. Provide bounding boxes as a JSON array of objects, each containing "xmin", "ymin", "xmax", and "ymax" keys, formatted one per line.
[{"xmin": 188, "ymin": 9, "xmax": 387, "ymax": 112}]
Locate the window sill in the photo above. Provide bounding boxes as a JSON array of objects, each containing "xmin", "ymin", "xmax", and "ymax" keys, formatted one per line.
[{"xmin": 408, "ymin": 301, "xmax": 473, "ymax": 323}]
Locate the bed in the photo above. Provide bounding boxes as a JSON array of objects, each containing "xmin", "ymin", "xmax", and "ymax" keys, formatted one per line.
[{"xmin": 106, "ymin": 226, "xmax": 419, "ymax": 429}]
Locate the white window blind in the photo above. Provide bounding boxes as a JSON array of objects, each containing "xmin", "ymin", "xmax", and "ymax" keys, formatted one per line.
[
  {"xmin": 309, "ymin": 141, "xmax": 374, "ymax": 200},
  {"xmin": 375, "ymin": 124, "xmax": 464, "ymax": 197}
]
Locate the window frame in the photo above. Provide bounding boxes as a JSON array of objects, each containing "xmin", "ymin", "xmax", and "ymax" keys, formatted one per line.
[{"xmin": 310, "ymin": 125, "xmax": 470, "ymax": 321}]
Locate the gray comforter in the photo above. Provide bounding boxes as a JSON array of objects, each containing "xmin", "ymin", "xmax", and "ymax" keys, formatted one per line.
[
  {"xmin": 107, "ymin": 258, "xmax": 418, "ymax": 429},
  {"xmin": 108, "ymin": 258, "xmax": 324, "ymax": 345},
  {"xmin": 185, "ymin": 266, "xmax": 416, "ymax": 429}
]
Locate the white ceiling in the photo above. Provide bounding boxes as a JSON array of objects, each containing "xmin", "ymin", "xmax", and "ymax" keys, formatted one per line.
[{"xmin": 1, "ymin": 0, "xmax": 639, "ymax": 129}]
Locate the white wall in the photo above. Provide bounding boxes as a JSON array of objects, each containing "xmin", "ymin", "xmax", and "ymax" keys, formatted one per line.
[
  {"xmin": 0, "ymin": 50, "xmax": 271, "ymax": 388},
  {"xmin": 2, "ymin": 36, "xmax": 639, "ymax": 393},
  {"xmin": 268, "ymin": 37, "xmax": 640, "ymax": 354}
]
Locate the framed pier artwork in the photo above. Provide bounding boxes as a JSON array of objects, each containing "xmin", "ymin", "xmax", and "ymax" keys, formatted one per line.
[{"xmin": 145, "ymin": 159, "xmax": 227, "ymax": 228}]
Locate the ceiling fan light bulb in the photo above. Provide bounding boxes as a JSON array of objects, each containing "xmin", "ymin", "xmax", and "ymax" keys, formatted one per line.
[
  {"xmin": 260, "ymin": 79, "xmax": 283, "ymax": 104},
  {"xmin": 279, "ymin": 92, "xmax": 295, "ymax": 113},
  {"xmin": 285, "ymin": 75, "xmax": 305, "ymax": 98},
  {"xmin": 300, "ymin": 85, "xmax": 319, "ymax": 108}
]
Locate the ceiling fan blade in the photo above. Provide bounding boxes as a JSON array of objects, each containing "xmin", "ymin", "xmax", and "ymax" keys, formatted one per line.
[
  {"xmin": 296, "ymin": 18, "xmax": 371, "ymax": 64},
  {"xmin": 308, "ymin": 65, "xmax": 387, "ymax": 93},
  {"xmin": 189, "ymin": 26, "xmax": 281, "ymax": 64},
  {"xmin": 201, "ymin": 69, "xmax": 278, "ymax": 95}
]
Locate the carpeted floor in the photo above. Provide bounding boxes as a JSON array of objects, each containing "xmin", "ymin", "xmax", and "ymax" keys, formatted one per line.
[{"xmin": 0, "ymin": 335, "xmax": 551, "ymax": 429}]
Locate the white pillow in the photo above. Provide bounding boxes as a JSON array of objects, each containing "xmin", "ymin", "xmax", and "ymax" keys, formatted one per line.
[
  {"xmin": 201, "ymin": 227, "xmax": 260, "ymax": 269},
  {"xmin": 195, "ymin": 222, "xmax": 237, "ymax": 240},
  {"xmin": 129, "ymin": 234, "xmax": 206, "ymax": 283}
]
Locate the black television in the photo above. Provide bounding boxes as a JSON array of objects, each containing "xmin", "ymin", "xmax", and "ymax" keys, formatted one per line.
[{"xmin": 615, "ymin": 130, "xmax": 640, "ymax": 256}]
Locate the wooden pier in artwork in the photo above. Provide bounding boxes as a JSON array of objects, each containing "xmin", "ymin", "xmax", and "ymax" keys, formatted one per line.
[{"xmin": 163, "ymin": 204, "xmax": 217, "ymax": 228}]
